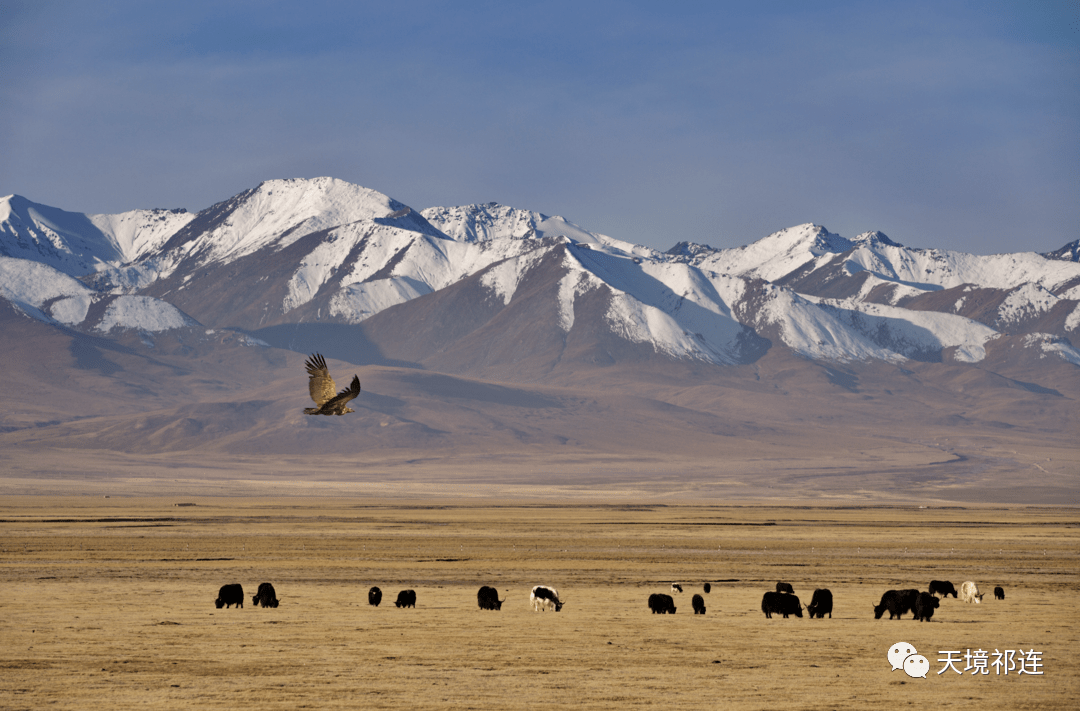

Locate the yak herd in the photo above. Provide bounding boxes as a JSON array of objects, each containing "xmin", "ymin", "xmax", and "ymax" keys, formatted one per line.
[
  {"xmin": 873, "ymin": 580, "xmax": 1001, "ymax": 621},
  {"xmin": 214, "ymin": 578, "xmax": 1006, "ymax": 619},
  {"xmin": 213, "ymin": 581, "xmax": 279, "ymax": 609}
]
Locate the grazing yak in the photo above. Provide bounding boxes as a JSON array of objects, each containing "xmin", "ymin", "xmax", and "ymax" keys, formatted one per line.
[
  {"xmin": 368, "ymin": 586, "xmax": 382, "ymax": 607},
  {"xmin": 394, "ymin": 589, "xmax": 417, "ymax": 608},
  {"xmin": 670, "ymin": 583, "xmax": 683, "ymax": 593},
  {"xmin": 648, "ymin": 593, "xmax": 677, "ymax": 614},
  {"xmin": 703, "ymin": 583, "xmax": 711, "ymax": 594},
  {"xmin": 914, "ymin": 592, "xmax": 940, "ymax": 622},
  {"xmin": 215, "ymin": 583, "xmax": 244, "ymax": 609},
  {"xmin": 252, "ymin": 582, "xmax": 279, "ymax": 608},
  {"xmin": 994, "ymin": 586, "xmax": 1005, "ymax": 600},
  {"xmin": 807, "ymin": 588, "xmax": 833, "ymax": 619},
  {"xmin": 929, "ymin": 580, "xmax": 958, "ymax": 599},
  {"xmin": 761, "ymin": 591, "xmax": 802, "ymax": 619},
  {"xmin": 874, "ymin": 589, "xmax": 920, "ymax": 619},
  {"xmin": 477, "ymin": 585, "xmax": 505, "ymax": 611},
  {"xmin": 691, "ymin": 594, "xmax": 706, "ymax": 615},
  {"xmin": 958, "ymin": 581, "xmax": 984, "ymax": 604},
  {"xmin": 530, "ymin": 585, "xmax": 565, "ymax": 612},
  {"xmin": 776, "ymin": 582, "xmax": 795, "ymax": 594}
]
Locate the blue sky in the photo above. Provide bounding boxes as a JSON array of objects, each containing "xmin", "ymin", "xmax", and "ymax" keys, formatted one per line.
[{"xmin": 2, "ymin": 1, "xmax": 1077, "ymax": 254}]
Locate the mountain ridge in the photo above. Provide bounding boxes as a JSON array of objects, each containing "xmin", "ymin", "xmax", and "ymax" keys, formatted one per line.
[
  {"xmin": 1, "ymin": 175, "xmax": 1077, "ymax": 505},
  {"xmin": 3, "ymin": 177, "xmax": 1077, "ymax": 376}
]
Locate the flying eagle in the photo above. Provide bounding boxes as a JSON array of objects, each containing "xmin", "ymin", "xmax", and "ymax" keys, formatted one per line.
[{"xmin": 303, "ymin": 353, "xmax": 361, "ymax": 415}]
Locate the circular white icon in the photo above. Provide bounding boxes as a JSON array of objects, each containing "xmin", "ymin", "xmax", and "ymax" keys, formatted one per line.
[
  {"xmin": 888, "ymin": 642, "xmax": 917, "ymax": 671},
  {"xmin": 904, "ymin": 654, "xmax": 930, "ymax": 679}
]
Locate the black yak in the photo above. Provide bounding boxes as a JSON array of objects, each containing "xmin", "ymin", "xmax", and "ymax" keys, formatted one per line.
[
  {"xmin": 761, "ymin": 591, "xmax": 802, "ymax": 618},
  {"xmin": 648, "ymin": 593, "xmax": 677, "ymax": 614},
  {"xmin": 215, "ymin": 583, "xmax": 244, "ymax": 609},
  {"xmin": 691, "ymin": 593, "xmax": 706, "ymax": 614},
  {"xmin": 914, "ymin": 591, "xmax": 940, "ymax": 621},
  {"xmin": 807, "ymin": 588, "xmax": 832, "ymax": 619},
  {"xmin": 252, "ymin": 582, "xmax": 279, "ymax": 608},
  {"xmin": 874, "ymin": 589, "xmax": 919, "ymax": 619},
  {"xmin": 477, "ymin": 585, "xmax": 504, "ymax": 610},
  {"xmin": 929, "ymin": 580, "xmax": 957, "ymax": 599}
]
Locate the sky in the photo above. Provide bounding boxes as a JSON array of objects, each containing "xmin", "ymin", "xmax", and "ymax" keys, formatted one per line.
[{"xmin": 1, "ymin": 0, "xmax": 1077, "ymax": 255}]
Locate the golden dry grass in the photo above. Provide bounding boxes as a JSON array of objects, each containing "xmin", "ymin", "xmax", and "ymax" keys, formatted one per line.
[{"xmin": 0, "ymin": 498, "xmax": 1076, "ymax": 709}]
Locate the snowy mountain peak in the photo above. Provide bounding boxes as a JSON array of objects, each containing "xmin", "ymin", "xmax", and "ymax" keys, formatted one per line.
[
  {"xmin": 1043, "ymin": 239, "xmax": 1080, "ymax": 263},
  {"xmin": 421, "ymin": 203, "xmax": 545, "ymax": 242},
  {"xmin": 2, "ymin": 179, "xmax": 1078, "ymax": 374},
  {"xmin": 804, "ymin": 224, "xmax": 855, "ymax": 255},
  {"xmin": 2, "ymin": 194, "xmax": 178, "ymax": 275},
  {"xmin": 86, "ymin": 207, "xmax": 194, "ymax": 263},
  {"xmin": 678, "ymin": 223, "xmax": 851, "ymax": 282},
  {"xmin": 421, "ymin": 202, "xmax": 654, "ymax": 262},
  {"xmin": 852, "ymin": 230, "xmax": 903, "ymax": 248},
  {"xmin": 665, "ymin": 241, "xmax": 717, "ymax": 259},
  {"xmin": 188, "ymin": 177, "xmax": 407, "ymax": 260},
  {"xmin": 420, "ymin": 203, "xmax": 606, "ymax": 245}
]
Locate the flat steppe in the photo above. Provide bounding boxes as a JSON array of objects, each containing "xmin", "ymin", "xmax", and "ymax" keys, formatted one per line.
[{"xmin": 0, "ymin": 498, "xmax": 1076, "ymax": 709}]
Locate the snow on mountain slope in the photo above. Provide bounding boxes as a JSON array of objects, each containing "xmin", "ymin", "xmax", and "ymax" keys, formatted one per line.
[
  {"xmin": 676, "ymin": 224, "xmax": 1080, "ymax": 300},
  {"xmin": 841, "ymin": 240, "xmax": 1080, "ymax": 293},
  {"xmin": 547, "ymin": 250, "xmax": 604, "ymax": 332},
  {"xmin": 310, "ymin": 221, "xmax": 552, "ymax": 323},
  {"xmin": 996, "ymin": 283, "xmax": 1063, "ymax": 325},
  {"xmin": 0, "ymin": 255, "xmax": 199, "ymax": 334},
  {"xmin": 0, "ymin": 194, "xmax": 192, "ymax": 276},
  {"xmin": 1067, "ymin": 304, "xmax": 1080, "ymax": 332},
  {"xmin": 687, "ymin": 224, "xmax": 853, "ymax": 282},
  {"xmin": 422, "ymin": 203, "xmax": 547, "ymax": 242},
  {"xmin": 94, "ymin": 295, "xmax": 199, "ymax": 333},
  {"xmin": 1043, "ymin": 239, "xmax": 1079, "ymax": 263},
  {"xmin": 1024, "ymin": 333, "xmax": 1080, "ymax": 366},
  {"xmin": 736, "ymin": 281, "xmax": 904, "ymax": 363},
  {"xmin": 566, "ymin": 245, "xmax": 754, "ymax": 364},
  {"xmin": 1, "ymin": 194, "xmax": 120, "ymax": 274},
  {"xmin": 101, "ymin": 178, "xmax": 422, "ymax": 295},
  {"xmin": 480, "ymin": 246, "xmax": 561, "ymax": 306},
  {"xmin": 422, "ymin": 203, "xmax": 656, "ymax": 258},
  {"xmin": 287, "ymin": 200, "xmax": 663, "ymax": 332},
  {"xmin": 813, "ymin": 297, "xmax": 1000, "ymax": 363},
  {"xmin": 87, "ymin": 208, "xmax": 194, "ymax": 263},
  {"xmin": 178, "ymin": 177, "xmax": 408, "ymax": 263},
  {"xmin": 0, "ymin": 256, "xmax": 96, "ymax": 324},
  {"xmin": 2, "ymin": 177, "xmax": 1076, "ymax": 371}
]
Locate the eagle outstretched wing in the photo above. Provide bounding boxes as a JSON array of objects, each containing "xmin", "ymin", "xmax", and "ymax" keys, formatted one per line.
[
  {"xmin": 303, "ymin": 353, "xmax": 361, "ymax": 415},
  {"xmin": 322, "ymin": 375, "xmax": 361, "ymax": 410},
  {"xmin": 305, "ymin": 353, "xmax": 337, "ymax": 406}
]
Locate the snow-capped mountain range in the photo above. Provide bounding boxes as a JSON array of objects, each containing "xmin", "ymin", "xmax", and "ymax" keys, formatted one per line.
[{"xmin": 2, "ymin": 177, "xmax": 1078, "ymax": 373}]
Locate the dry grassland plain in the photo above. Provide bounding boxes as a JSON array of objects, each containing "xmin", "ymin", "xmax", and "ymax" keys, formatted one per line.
[{"xmin": 0, "ymin": 498, "xmax": 1076, "ymax": 710}]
